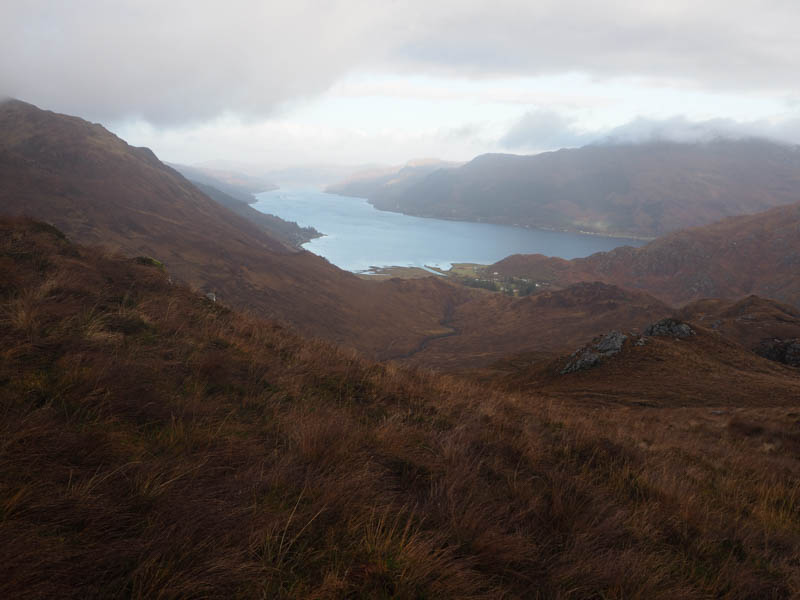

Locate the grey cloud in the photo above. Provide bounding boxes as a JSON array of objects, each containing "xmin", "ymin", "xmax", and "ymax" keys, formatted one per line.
[
  {"xmin": 500, "ymin": 110, "xmax": 592, "ymax": 150},
  {"xmin": 0, "ymin": 1, "xmax": 400, "ymax": 125},
  {"xmin": 3, "ymin": 1, "xmax": 800, "ymax": 125},
  {"xmin": 440, "ymin": 123, "xmax": 485, "ymax": 141},
  {"xmin": 392, "ymin": 1, "xmax": 800, "ymax": 92}
]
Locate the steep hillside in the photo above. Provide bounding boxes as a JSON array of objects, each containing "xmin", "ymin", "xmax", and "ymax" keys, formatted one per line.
[
  {"xmin": 490, "ymin": 201, "xmax": 800, "ymax": 307},
  {"xmin": 363, "ymin": 140, "xmax": 800, "ymax": 238},
  {"xmin": 0, "ymin": 99, "xmax": 470, "ymax": 358},
  {"xmin": 4, "ymin": 218, "xmax": 800, "ymax": 598}
]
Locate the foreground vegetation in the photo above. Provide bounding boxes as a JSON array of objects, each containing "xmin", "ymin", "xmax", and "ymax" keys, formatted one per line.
[{"xmin": 2, "ymin": 219, "xmax": 799, "ymax": 598}]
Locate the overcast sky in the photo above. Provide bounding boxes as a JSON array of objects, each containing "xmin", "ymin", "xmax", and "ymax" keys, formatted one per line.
[{"xmin": 3, "ymin": 1, "xmax": 800, "ymax": 173}]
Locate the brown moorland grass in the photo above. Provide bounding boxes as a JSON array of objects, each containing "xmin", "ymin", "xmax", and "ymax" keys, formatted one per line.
[{"xmin": 1, "ymin": 218, "xmax": 800, "ymax": 598}]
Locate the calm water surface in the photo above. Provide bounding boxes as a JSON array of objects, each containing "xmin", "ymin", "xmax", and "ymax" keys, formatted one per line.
[{"xmin": 254, "ymin": 189, "xmax": 646, "ymax": 272}]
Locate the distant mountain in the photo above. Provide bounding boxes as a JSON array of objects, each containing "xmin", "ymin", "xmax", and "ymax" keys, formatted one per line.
[
  {"xmin": 488, "ymin": 200, "xmax": 800, "ymax": 307},
  {"xmin": 352, "ymin": 140, "xmax": 800, "ymax": 238},
  {"xmin": 325, "ymin": 158, "xmax": 462, "ymax": 200},
  {"xmin": 193, "ymin": 162, "xmax": 396, "ymax": 189},
  {"xmin": 263, "ymin": 164, "xmax": 386, "ymax": 188},
  {"xmin": 169, "ymin": 162, "xmax": 277, "ymax": 202}
]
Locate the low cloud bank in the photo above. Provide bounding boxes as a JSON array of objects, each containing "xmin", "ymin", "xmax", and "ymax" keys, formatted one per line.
[
  {"xmin": 500, "ymin": 113, "xmax": 800, "ymax": 152},
  {"xmin": 599, "ymin": 116, "xmax": 800, "ymax": 146}
]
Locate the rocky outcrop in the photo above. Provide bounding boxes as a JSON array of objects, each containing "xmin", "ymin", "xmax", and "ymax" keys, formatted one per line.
[
  {"xmin": 561, "ymin": 331, "xmax": 627, "ymax": 374},
  {"xmin": 643, "ymin": 318, "xmax": 694, "ymax": 338},
  {"xmin": 560, "ymin": 318, "xmax": 696, "ymax": 375},
  {"xmin": 755, "ymin": 339, "xmax": 800, "ymax": 367}
]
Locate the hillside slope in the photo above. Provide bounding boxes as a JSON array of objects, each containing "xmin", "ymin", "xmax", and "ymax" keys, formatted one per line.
[
  {"xmin": 680, "ymin": 295, "xmax": 800, "ymax": 353},
  {"xmin": 4, "ymin": 218, "xmax": 800, "ymax": 598},
  {"xmin": 360, "ymin": 140, "xmax": 800, "ymax": 238},
  {"xmin": 490, "ymin": 200, "xmax": 800, "ymax": 307},
  {"xmin": 494, "ymin": 319, "xmax": 800, "ymax": 405}
]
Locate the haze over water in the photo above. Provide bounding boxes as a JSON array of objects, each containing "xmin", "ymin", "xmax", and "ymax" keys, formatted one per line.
[{"xmin": 254, "ymin": 189, "xmax": 646, "ymax": 273}]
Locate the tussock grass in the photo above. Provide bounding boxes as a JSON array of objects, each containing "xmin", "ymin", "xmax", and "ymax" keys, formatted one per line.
[{"xmin": 1, "ymin": 218, "xmax": 799, "ymax": 598}]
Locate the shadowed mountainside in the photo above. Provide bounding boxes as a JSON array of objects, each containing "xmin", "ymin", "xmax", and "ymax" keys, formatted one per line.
[
  {"xmin": 3, "ymin": 218, "xmax": 800, "ymax": 598},
  {"xmin": 339, "ymin": 140, "xmax": 800, "ymax": 238},
  {"xmin": 489, "ymin": 200, "xmax": 800, "ymax": 308}
]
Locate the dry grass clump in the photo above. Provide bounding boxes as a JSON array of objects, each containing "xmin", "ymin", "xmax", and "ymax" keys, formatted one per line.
[{"xmin": 1, "ymin": 218, "xmax": 799, "ymax": 598}]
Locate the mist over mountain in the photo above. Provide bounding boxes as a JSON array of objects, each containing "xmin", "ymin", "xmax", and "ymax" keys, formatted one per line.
[
  {"xmin": 168, "ymin": 163, "xmax": 277, "ymax": 202},
  {"xmin": 326, "ymin": 158, "xmax": 461, "ymax": 199}
]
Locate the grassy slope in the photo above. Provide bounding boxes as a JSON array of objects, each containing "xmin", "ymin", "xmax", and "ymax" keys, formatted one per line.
[{"xmin": 2, "ymin": 219, "xmax": 800, "ymax": 599}]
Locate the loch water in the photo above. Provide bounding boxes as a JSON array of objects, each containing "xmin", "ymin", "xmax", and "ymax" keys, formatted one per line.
[{"xmin": 253, "ymin": 189, "xmax": 646, "ymax": 273}]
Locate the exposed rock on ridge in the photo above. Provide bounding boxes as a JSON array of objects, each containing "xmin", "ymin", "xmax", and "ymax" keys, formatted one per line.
[{"xmin": 561, "ymin": 331, "xmax": 628, "ymax": 374}]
